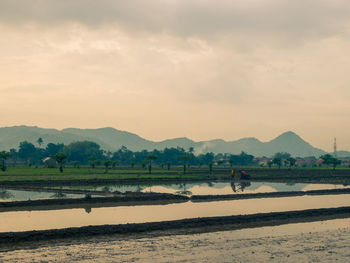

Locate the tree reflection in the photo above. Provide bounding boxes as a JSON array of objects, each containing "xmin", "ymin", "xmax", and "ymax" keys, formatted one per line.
[
  {"xmin": 0, "ymin": 189, "xmax": 13, "ymax": 199},
  {"xmin": 176, "ymin": 182, "xmax": 192, "ymax": 196}
]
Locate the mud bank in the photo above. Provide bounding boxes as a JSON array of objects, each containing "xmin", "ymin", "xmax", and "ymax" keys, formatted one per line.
[
  {"xmin": 0, "ymin": 192, "xmax": 188, "ymax": 212},
  {"xmin": 0, "ymin": 206, "xmax": 349, "ymax": 243},
  {"xmin": 191, "ymin": 188, "xmax": 350, "ymax": 202}
]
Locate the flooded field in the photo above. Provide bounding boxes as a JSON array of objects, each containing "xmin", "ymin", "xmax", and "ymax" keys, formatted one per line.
[
  {"xmin": 1, "ymin": 181, "xmax": 349, "ymax": 202},
  {"xmin": 49, "ymin": 181, "xmax": 350, "ymax": 195},
  {"xmin": 0, "ymin": 189, "xmax": 86, "ymax": 202},
  {"xmin": 1, "ymin": 194, "xmax": 349, "ymax": 232}
]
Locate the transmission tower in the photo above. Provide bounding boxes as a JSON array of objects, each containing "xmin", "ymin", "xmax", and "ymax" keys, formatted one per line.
[{"xmin": 334, "ymin": 137, "xmax": 337, "ymax": 157}]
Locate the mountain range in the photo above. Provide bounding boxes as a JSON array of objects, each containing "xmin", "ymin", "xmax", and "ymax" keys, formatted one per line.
[{"xmin": 0, "ymin": 125, "xmax": 347, "ymax": 157}]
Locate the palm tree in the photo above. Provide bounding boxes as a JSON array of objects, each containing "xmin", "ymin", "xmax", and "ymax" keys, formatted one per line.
[
  {"xmin": 167, "ymin": 161, "xmax": 171, "ymax": 171},
  {"xmin": 208, "ymin": 161, "xmax": 213, "ymax": 174},
  {"xmin": 178, "ymin": 154, "xmax": 191, "ymax": 174},
  {"xmin": 89, "ymin": 156, "xmax": 97, "ymax": 169},
  {"xmin": 104, "ymin": 160, "xmax": 111, "ymax": 173},
  {"xmin": 0, "ymin": 151, "xmax": 11, "ymax": 172},
  {"xmin": 146, "ymin": 154, "xmax": 157, "ymax": 174},
  {"xmin": 54, "ymin": 152, "xmax": 68, "ymax": 173}
]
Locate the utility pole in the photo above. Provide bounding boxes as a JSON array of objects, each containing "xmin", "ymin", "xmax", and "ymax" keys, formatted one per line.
[{"xmin": 334, "ymin": 137, "xmax": 337, "ymax": 157}]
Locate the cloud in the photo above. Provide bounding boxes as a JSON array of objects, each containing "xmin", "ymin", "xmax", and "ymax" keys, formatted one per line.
[
  {"xmin": 0, "ymin": 0, "xmax": 349, "ymax": 43},
  {"xmin": 1, "ymin": 1, "xmax": 350, "ymax": 149}
]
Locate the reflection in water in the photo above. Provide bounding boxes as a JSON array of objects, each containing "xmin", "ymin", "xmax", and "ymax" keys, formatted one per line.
[
  {"xmin": 230, "ymin": 180, "xmax": 251, "ymax": 193},
  {"xmin": 51, "ymin": 192, "xmax": 66, "ymax": 198},
  {"xmin": 102, "ymin": 186, "xmax": 111, "ymax": 192},
  {"xmin": 0, "ymin": 194, "xmax": 349, "ymax": 232},
  {"xmin": 1, "ymin": 181, "xmax": 350, "ymax": 202},
  {"xmin": 0, "ymin": 190, "xmax": 13, "ymax": 200},
  {"xmin": 175, "ymin": 183, "xmax": 192, "ymax": 196},
  {"xmin": 0, "ymin": 189, "xmax": 84, "ymax": 202}
]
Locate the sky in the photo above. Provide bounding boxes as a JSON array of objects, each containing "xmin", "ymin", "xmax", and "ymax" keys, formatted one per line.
[{"xmin": 0, "ymin": 0, "xmax": 349, "ymax": 151}]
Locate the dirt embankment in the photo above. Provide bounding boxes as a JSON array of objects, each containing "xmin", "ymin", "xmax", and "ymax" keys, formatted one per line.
[
  {"xmin": 191, "ymin": 188, "xmax": 350, "ymax": 202},
  {"xmin": 0, "ymin": 192, "xmax": 189, "ymax": 212},
  {"xmin": 0, "ymin": 206, "xmax": 349, "ymax": 244}
]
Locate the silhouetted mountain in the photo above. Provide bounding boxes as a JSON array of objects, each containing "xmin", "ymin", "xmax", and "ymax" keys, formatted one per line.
[{"xmin": 0, "ymin": 126, "xmax": 327, "ymax": 157}]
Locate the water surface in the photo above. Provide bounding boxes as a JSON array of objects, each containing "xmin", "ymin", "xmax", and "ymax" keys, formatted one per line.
[{"xmin": 1, "ymin": 194, "xmax": 349, "ymax": 232}]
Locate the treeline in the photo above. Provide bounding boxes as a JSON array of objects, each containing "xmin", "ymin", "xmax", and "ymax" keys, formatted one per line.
[
  {"xmin": 1, "ymin": 140, "xmax": 255, "ymax": 168},
  {"xmin": 0, "ymin": 139, "xmax": 343, "ymax": 172}
]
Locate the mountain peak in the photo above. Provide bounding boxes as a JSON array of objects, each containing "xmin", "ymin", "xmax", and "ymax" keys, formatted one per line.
[
  {"xmin": 272, "ymin": 131, "xmax": 302, "ymax": 142},
  {"xmin": 0, "ymin": 126, "xmax": 328, "ymax": 157}
]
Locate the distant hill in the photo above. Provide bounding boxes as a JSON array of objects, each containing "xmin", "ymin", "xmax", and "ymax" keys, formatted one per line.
[
  {"xmin": 0, "ymin": 126, "xmax": 329, "ymax": 157},
  {"xmin": 336, "ymin": 151, "xmax": 350, "ymax": 158}
]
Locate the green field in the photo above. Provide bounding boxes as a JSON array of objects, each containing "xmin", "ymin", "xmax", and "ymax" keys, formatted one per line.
[{"xmin": 0, "ymin": 166, "xmax": 350, "ymax": 185}]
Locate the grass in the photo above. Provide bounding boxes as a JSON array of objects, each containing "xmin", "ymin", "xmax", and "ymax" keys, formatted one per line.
[
  {"xmin": 0, "ymin": 166, "xmax": 215, "ymax": 182},
  {"xmin": 0, "ymin": 166, "xmax": 350, "ymax": 183}
]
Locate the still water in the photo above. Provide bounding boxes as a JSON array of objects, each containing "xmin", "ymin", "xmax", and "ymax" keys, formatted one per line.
[
  {"xmin": 0, "ymin": 189, "xmax": 85, "ymax": 202},
  {"xmin": 51, "ymin": 181, "xmax": 350, "ymax": 195},
  {"xmin": 1, "ymin": 181, "xmax": 349, "ymax": 202},
  {"xmin": 1, "ymin": 194, "xmax": 349, "ymax": 232}
]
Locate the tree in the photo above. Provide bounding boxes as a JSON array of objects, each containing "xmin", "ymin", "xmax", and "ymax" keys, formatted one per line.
[
  {"xmin": 111, "ymin": 160, "xmax": 118, "ymax": 169},
  {"xmin": 272, "ymin": 157, "xmax": 282, "ymax": 169},
  {"xmin": 267, "ymin": 160, "xmax": 273, "ymax": 168},
  {"xmin": 65, "ymin": 141, "xmax": 103, "ymax": 164},
  {"xmin": 89, "ymin": 156, "xmax": 97, "ymax": 168},
  {"xmin": 287, "ymin": 157, "xmax": 296, "ymax": 169},
  {"xmin": 18, "ymin": 141, "xmax": 37, "ymax": 163},
  {"xmin": 167, "ymin": 161, "xmax": 171, "ymax": 171},
  {"xmin": 332, "ymin": 158, "xmax": 342, "ymax": 170},
  {"xmin": 37, "ymin": 137, "xmax": 43, "ymax": 148},
  {"xmin": 72, "ymin": 161, "xmax": 80, "ymax": 168},
  {"xmin": 54, "ymin": 152, "xmax": 68, "ymax": 173},
  {"xmin": 178, "ymin": 154, "xmax": 191, "ymax": 174},
  {"xmin": 229, "ymin": 152, "xmax": 254, "ymax": 166},
  {"xmin": 45, "ymin": 143, "xmax": 64, "ymax": 157},
  {"xmin": 229, "ymin": 159, "xmax": 234, "ymax": 167},
  {"xmin": 320, "ymin": 154, "xmax": 341, "ymax": 170},
  {"xmin": 9, "ymin": 148, "xmax": 18, "ymax": 166},
  {"xmin": 0, "ymin": 151, "xmax": 11, "ymax": 172},
  {"xmin": 209, "ymin": 161, "xmax": 213, "ymax": 174},
  {"xmin": 217, "ymin": 160, "xmax": 224, "ymax": 166},
  {"xmin": 104, "ymin": 160, "xmax": 111, "ymax": 173},
  {"xmin": 273, "ymin": 152, "xmax": 291, "ymax": 159},
  {"xmin": 146, "ymin": 154, "xmax": 157, "ymax": 174}
]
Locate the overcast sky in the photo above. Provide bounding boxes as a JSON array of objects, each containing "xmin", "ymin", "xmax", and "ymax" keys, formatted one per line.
[{"xmin": 0, "ymin": 0, "xmax": 349, "ymax": 151}]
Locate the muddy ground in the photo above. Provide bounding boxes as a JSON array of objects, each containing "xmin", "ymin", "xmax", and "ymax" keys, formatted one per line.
[{"xmin": 2, "ymin": 224, "xmax": 349, "ymax": 263}]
